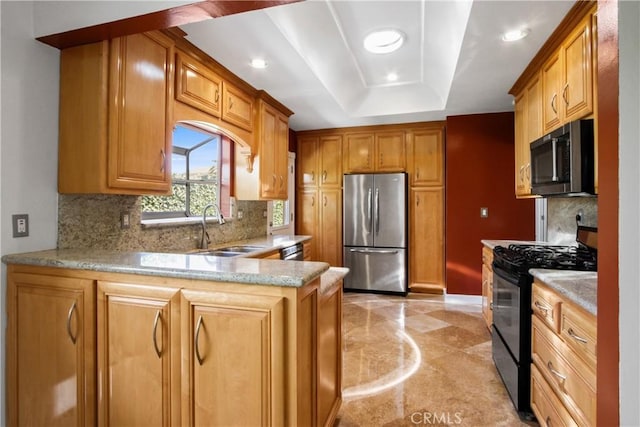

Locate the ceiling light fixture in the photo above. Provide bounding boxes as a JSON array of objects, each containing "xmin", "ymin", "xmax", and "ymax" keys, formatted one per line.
[
  {"xmin": 386, "ymin": 72, "xmax": 399, "ymax": 82},
  {"xmin": 250, "ymin": 58, "xmax": 268, "ymax": 69},
  {"xmin": 501, "ymin": 28, "xmax": 530, "ymax": 42},
  {"xmin": 364, "ymin": 29, "xmax": 405, "ymax": 54}
]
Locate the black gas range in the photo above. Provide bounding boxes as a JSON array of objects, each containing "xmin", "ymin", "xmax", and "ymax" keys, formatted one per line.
[{"xmin": 491, "ymin": 226, "xmax": 597, "ymax": 419}]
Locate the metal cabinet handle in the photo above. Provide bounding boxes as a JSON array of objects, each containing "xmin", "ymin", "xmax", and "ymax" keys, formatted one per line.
[
  {"xmin": 562, "ymin": 83, "xmax": 569, "ymax": 106},
  {"xmin": 322, "ymin": 170, "xmax": 327, "ymax": 183},
  {"xmin": 310, "ymin": 171, "xmax": 315, "ymax": 182},
  {"xmin": 567, "ymin": 327, "xmax": 588, "ymax": 344},
  {"xmin": 66, "ymin": 301, "xmax": 78, "ymax": 344},
  {"xmin": 349, "ymin": 248, "xmax": 398, "ymax": 255},
  {"xmin": 152, "ymin": 310, "xmax": 162, "ymax": 358},
  {"xmin": 546, "ymin": 360, "xmax": 566, "ymax": 381},
  {"xmin": 416, "ymin": 167, "xmax": 420, "ymax": 179},
  {"xmin": 379, "ymin": 152, "xmax": 384, "ymax": 166},
  {"xmin": 323, "ymin": 196, "xmax": 327, "ymax": 207},
  {"xmin": 534, "ymin": 300, "xmax": 550, "ymax": 316},
  {"xmin": 311, "ymin": 196, "xmax": 315, "ymax": 207},
  {"xmin": 229, "ymin": 97, "xmax": 233, "ymax": 109},
  {"xmin": 214, "ymin": 89, "xmax": 220, "ymax": 103},
  {"xmin": 280, "ymin": 175, "xmax": 284, "ymax": 189},
  {"xmin": 195, "ymin": 315, "xmax": 205, "ymax": 365},
  {"xmin": 416, "ymin": 195, "xmax": 420, "ymax": 206},
  {"xmin": 546, "ymin": 416, "xmax": 552, "ymax": 427},
  {"xmin": 490, "ymin": 302, "xmax": 493, "ymax": 310},
  {"xmin": 551, "ymin": 93, "xmax": 558, "ymax": 114},
  {"xmin": 160, "ymin": 149, "xmax": 166, "ymax": 173}
]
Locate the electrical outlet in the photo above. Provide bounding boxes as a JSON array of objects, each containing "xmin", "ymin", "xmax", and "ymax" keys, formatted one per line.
[
  {"xmin": 12, "ymin": 214, "xmax": 29, "ymax": 237},
  {"xmin": 480, "ymin": 207, "xmax": 489, "ymax": 218},
  {"xmin": 263, "ymin": 210, "xmax": 268, "ymax": 218},
  {"xmin": 237, "ymin": 210, "xmax": 244, "ymax": 220},
  {"xmin": 120, "ymin": 212, "xmax": 131, "ymax": 229}
]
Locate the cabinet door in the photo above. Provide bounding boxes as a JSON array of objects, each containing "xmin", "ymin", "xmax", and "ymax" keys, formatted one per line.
[
  {"xmin": 298, "ymin": 137, "xmax": 318, "ymax": 188},
  {"xmin": 526, "ymin": 73, "xmax": 543, "ymax": 142},
  {"xmin": 97, "ymin": 282, "xmax": 181, "ymax": 427},
  {"xmin": 542, "ymin": 52, "xmax": 562, "ymax": 133},
  {"xmin": 344, "ymin": 132, "xmax": 374, "ymax": 173},
  {"xmin": 298, "ymin": 189, "xmax": 318, "ymax": 260},
  {"xmin": 108, "ymin": 32, "xmax": 173, "ymax": 193},
  {"xmin": 222, "ymin": 81, "xmax": 254, "ymax": 131},
  {"xmin": 175, "ymin": 51, "xmax": 222, "ymax": 118},
  {"xmin": 562, "ymin": 15, "xmax": 593, "ymax": 122},
  {"xmin": 319, "ymin": 135, "xmax": 343, "ymax": 187},
  {"xmin": 6, "ymin": 271, "xmax": 95, "ymax": 427},
  {"xmin": 376, "ymin": 131, "xmax": 406, "ymax": 171},
  {"xmin": 259, "ymin": 103, "xmax": 279, "ymax": 198},
  {"xmin": 514, "ymin": 92, "xmax": 531, "ymax": 197},
  {"xmin": 408, "ymin": 128, "xmax": 443, "ymax": 186},
  {"xmin": 275, "ymin": 112, "xmax": 290, "ymax": 199},
  {"xmin": 319, "ymin": 188, "xmax": 343, "ymax": 266},
  {"xmin": 481, "ymin": 263, "xmax": 492, "ymax": 328},
  {"xmin": 181, "ymin": 290, "xmax": 285, "ymax": 427},
  {"xmin": 409, "ymin": 188, "xmax": 444, "ymax": 291}
]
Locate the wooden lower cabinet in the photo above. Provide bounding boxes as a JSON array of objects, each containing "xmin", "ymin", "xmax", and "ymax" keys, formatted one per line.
[
  {"xmin": 97, "ymin": 281, "xmax": 181, "ymax": 426},
  {"xmin": 409, "ymin": 187, "xmax": 444, "ymax": 292},
  {"xmin": 481, "ymin": 245, "xmax": 493, "ymax": 328},
  {"xmin": 6, "ymin": 268, "xmax": 96, "ymax": 426},
  {"xmin": 181, "ymin": 289, "xmax": 285, "ymax": 426}
]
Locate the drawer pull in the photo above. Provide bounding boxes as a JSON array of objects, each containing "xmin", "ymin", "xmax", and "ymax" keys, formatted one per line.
[
  {"xmin": 534, "ymin": 300, "xmax": 550, "ymax": 315},
  {"xmin": 546, "ymin": 360, "xmax": 566, "ymax": 381},
  {"xmin": 567, "ymin": 327, "xmax": 588, "ymax": 344}
]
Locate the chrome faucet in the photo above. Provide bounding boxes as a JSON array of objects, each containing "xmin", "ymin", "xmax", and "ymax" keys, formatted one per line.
[{"xmin": 200, "ymin": 203, "xmax": 225, "ymax": 249}]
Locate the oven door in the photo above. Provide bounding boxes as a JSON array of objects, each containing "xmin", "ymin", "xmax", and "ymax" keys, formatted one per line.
[{"xmin": 492, "ymin": 267, "xmax": 522, "ymax": 362}]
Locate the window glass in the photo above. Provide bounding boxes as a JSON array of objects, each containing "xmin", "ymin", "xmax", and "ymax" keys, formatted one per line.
[{"xmin": 142, "ymin": 124, "xmax": 228, "ymax": 219}]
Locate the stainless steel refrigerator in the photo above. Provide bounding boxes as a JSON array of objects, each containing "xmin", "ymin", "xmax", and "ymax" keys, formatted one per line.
[{"xmin": 343, "ymin": 173, "xmax": 408, "ymax": 294}]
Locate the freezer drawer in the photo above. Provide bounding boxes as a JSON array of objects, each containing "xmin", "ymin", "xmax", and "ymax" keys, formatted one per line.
[{"xmin": 343, "ymin": 247, "xmax": 407, "ymax": 294}]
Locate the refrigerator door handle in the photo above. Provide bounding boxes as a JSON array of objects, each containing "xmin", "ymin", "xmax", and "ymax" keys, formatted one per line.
[
  {"xmin": 375, "ymin": 188, "xmax": 380, "ymax": 235},
  {"xmin": 349, "ymin": 248, "xmax": 399, "ymax": 255},
  {"xmin": 367, "ymin": 188, "xmax": 373, "ymax": 233}
]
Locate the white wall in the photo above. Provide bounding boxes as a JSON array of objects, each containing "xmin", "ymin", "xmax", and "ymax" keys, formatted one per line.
[
  {"xmin": 618, "ymin": 2, "xmax": 640, "ymax": 425},
  {"xmin": 1, "ymin": 1, "xmax": 61, "ymax": 423}
]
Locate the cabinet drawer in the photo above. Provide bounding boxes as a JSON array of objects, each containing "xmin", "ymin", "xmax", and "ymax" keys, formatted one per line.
[
  {"xmin": 560, "ymin": 302, "xmax": 597, "ymax": 369},
  {"xmin": 532, "ymin": 281, "xmax": 562, "ymax": 333},
  {"xmin": 531, "ymin": 363, "xmax": 579, "ymax": 427},
  {"xmin": 532, "ymin": 316, "xmax": 596, "ymax": 427}
]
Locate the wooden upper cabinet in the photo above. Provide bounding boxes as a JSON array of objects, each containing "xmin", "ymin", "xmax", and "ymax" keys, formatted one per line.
[
  {"xmin": 562, "ymin": 14, "xmax": 593, "ymax": 122},
  {"xmin": 542, "ymin": 11, "xmax": 593, "ymax": 133},
  {"xmin": 175, "ymin": 51, "xmax": 222, "ymax": 118},
  {"xmin": 318, "ymin": 135, "xmax": 343, "ymax": 187},
  {"xmin": 298, "ymin": 134, "xmax": 343, "ymax": 188},
  {"xmin": 526, "ymin": 73, "xmax": 543, "ymax": 142},
  {"xmin": 6, "ymin": 271, "xmax": 96, "ymax": 427},
  {"xmin": 297, "ymin": 136, "xmax": 319, "ymax": 188},
  {"xmin": 59, "ymin": 31, "xmax": 174, "ymax": 195},
  {"xmin": 376, "ymin": 131, "xmax": 406, "ymax": 171},
  {"xmin": 108, "ymin": 32, "xmax": 174, "ymax": 192},
  {"xmin": 222, "ymin": 81, "xmax": 254, "ymax": 131},
  {"xmin": 258, "ymin": 101, "xmax": 289, "ymax": 200},
  {"xmin": 407, "ymin": 127, "xmax": 444, "ymax": 186},
  {"xmin": 97, "ymin": 281, "xmax": 181, "ymax": 427},
  {"xmin": 344, "ymin": 132, "xmax": 375, "ymax": 173},
  {"xmin": 344, "ymin": 130, "xmax": 405, "ymax": 173},
  {"xmin": 514, "ymin": 91, "xmax": 531, "ymax": 197}
]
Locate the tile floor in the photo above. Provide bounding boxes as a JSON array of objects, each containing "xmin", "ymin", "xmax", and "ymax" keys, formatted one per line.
[{"xmin": 335, "ymin": 292, "xmax": 535, "ymax": 427}]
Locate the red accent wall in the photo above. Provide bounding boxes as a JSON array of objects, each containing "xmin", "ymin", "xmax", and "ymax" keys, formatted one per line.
[
  {"xmin": 445, "ymin": 112, "xmax": 535, "ymax": 295},
  {"xmin": 596, "ymin": 0, "xmax": 619, "ymax": 424}
]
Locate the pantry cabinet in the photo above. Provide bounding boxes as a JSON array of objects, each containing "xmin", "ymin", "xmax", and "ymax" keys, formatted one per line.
[
  {"xmin": 59, "ymin": 31, "xmax": 174, "ymax": 195},
  {"xmin": 97, "ymin": 281, "xmax": 181, "ymax": 426},
  {"xmin": 343, "ymin": 130, "xmax": 405, "ymax": 173},
  {"xmin": 407, "ymin": 127, "xmax": 444, "ymax": 186},
  {"xmin": 409, "ymin": 187, "xmax": 444, "ymax": 293},
  {"xmin": 6, "ymin": 268, "xmax": 96, "ymax": 426},
  {"xmin": 180, "ymin": 289, "xmax": 285, "ymax": 426},
  {"xmin": 531, "ymin": 280, "xmax": 597, "ymax": 427}
]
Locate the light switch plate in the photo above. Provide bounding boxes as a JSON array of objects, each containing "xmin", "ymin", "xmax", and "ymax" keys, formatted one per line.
[
  {"xmin": 12, "ymin": 214, "xmax": 29, "ymax": 237},
  {"xmin": 480, "ymin": 207, "xmax": 489, "ymax": 218}
]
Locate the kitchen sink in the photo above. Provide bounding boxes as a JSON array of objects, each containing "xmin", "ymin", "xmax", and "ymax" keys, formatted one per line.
[
  {"xmin": 193, "ymin": 250, "xmax": 244, "ymax": 257},
  {"xmin": 215, "ymin": 245, "xmax": 266, "ymax": 253}
]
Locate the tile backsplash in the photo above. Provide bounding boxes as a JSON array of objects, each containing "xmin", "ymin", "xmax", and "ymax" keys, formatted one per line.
[
  {"xmin": 58, "ymin": 194, "xmax": 268, "ymax": 252},
  {"xmin": 546, "ymin": 196, "xmax": 598, "ymax": 245}
]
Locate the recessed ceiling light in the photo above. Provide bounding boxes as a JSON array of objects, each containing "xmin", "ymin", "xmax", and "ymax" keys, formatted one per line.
[
  {"xmin": 502, "ymin": 28, "xmax": 530, "ymax": 42},
  {"xmin": 364, "ymin": 29, "xmax": 405, "ymax": 54},
  {"xmin": 250, "ymin": 58, "xmax": 268, "ymax": 69},
  {"xmin": 386, "ymin": 72, "xmax": 399, "ymax": 82}
]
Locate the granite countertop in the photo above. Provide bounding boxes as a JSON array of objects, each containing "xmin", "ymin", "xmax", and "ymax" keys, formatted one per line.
[
  {"xmin": 2, "ymin": 246, "xmax": 329, "ymax": 288},
  {"xmin": 320, "ymin": 267, "xmax": 349, "ymax": 294},
  {"xmin": 529, "ymin": 268, "xmax": 597, "ymax": 316},
  {"xmin": 481, "ymin": 239, "xmax": 552, "ymax": 250}
]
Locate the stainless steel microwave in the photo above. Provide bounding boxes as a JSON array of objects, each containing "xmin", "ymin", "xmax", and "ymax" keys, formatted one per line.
[{"xmin": 530, "ymin": 119, "xmax": 595, "ymax": 196}]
